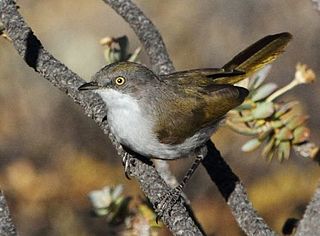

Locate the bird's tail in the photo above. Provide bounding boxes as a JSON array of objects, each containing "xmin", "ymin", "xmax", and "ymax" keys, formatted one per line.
[{"xmin": 214, "ymin": 32, "xmax": 292, "ymax": 85}]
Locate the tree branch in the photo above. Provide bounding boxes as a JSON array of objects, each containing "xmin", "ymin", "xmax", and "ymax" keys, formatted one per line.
[
  {"xmin": 295, "ymin": 183, "xmax": 320, "ymax": 236},
  {"xmin": 0, "ymin": 191, "xmax": 17, "ymax": 236},
  {"xmin": 204, "ymin": 142, "xmax": 277, "ymax": 236},
  {"xmin": 2, "ymin": 0, "xmax": 309, "ymax": 235},
  {"xmin": 102, "ymin": 0, "xmax": 175, "ymax": 75},
  {"xmin": 101, "ymin": 0, "xmax": 206, "ymax": 234},
  {"xmin": 102, "ymin": 0, "xmax": 183, "ymax": 197},
  {"xmin": 0, "ymin": 0, "xmax": 203, "ymax": 235},
  {"xmin": 102, "ymin": 1, "xmax": 278, "ymax": 235}
]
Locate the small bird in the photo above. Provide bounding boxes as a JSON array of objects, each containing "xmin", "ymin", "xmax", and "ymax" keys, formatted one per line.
[{"xmin": 79, "ymin": 32, "xmax": 292, "ymax": 192}]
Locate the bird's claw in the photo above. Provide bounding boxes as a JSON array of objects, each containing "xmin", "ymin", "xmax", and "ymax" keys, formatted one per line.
[{"xmin": 122, "ymin": 152, "xmax": 133, "ymax": 179}]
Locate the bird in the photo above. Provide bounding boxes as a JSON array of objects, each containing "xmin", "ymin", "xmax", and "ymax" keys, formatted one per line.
[{"xmin": 79, "ymin": 32, "xmax": 292, "ymax": 194}]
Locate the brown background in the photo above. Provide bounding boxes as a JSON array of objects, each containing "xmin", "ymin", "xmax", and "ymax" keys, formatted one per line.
[{"xmin": 0, "ymin": 1, "xmax": 319, "ymax": 235}]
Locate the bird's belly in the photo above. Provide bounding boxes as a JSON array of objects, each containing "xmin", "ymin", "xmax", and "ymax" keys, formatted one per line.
[
  {"xmin": 107, "ymin": 108, "xmax": 213, "ymax": 159},
  {"xmin": 156, "ymin": 125, "xmax": 215, "ymax": 159}
]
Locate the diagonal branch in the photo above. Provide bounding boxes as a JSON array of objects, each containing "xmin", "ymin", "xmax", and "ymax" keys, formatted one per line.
[
  {"xmin": 0, "ymin": 0, "xmax": 203, "ymax": 235},
  {"xmin": 103, "ymin": 0, "xmax": 277, "ymax": 235},
  {"xmin": 101, "ymin": 0, "xmax": 206, "ymax": 233},
  {"xmin": 204, "ymin": 142, "xmax": 277, "ymax": 236},
  {"xmin": 102, "ymin": 0, "xmax": 175, "ymax": 75},
  {"xmin": 101, "ymin": 0, "xmax": 181, "ymax": 189},
  {"xmin": 295, "ymin": 183, "xmax": 320, "ymax": 236}
]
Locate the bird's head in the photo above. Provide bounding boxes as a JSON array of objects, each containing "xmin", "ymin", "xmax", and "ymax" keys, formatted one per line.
[{"xmin": 78, "ymin": 61, "xmax": 160, "ymax": 99}]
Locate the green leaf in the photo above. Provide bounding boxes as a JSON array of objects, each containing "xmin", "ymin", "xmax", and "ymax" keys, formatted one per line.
[
  {"xmin": 241, "ymin": 138, "xmax": 262, "ymax": 152},
  {"xmin": 270, "ymin": 120, "xmax": 283, "ymax": 129},
  {"xmin": 278, "ymin": 141, "xmax": 291, "ymax": 160},
  {"xmin": 275, "ymin": 127, "xmax": 293, "ymax": 141},
  {"xmin": 287, "ymin": 115, "xmax": 309, "ymax": 130},
  {"xmin": 258, "ymin": 126, "xmax": 273, "ymax": 140},
  {"xmin": 262, "ymin": 137, "xmax": 275, "ymax": 159},
  {"xmin": 278, "ymin": 108, "xmax": 299, "ymax": 124},
  {"xmin": 236, "ymin": 102, "xmax": 255, "ymax": 110},
  {"xmin": 251, "ymin": 83, "xmax": 278, "ymax": 101},
  {"xmin": 293, "ymin": 126, "xmax": 310, "ymax": 144},
  {"xmin": 274, "ymin": 101, "xmax": 298, "ymax": 118},
  {"xmin": 251, "ymin": 102, "xmax": 275, "ymax": 119},
  {"xmin": 248, "ymin": 64, "xmax": 272, "ymax": 90},
  {"xmin": 277, "ymin": 141, "xmax": 291, "ymax": 161},
  {"xmin": 226, "ymin": 120, "xmax": 259, "ymax": 135}
]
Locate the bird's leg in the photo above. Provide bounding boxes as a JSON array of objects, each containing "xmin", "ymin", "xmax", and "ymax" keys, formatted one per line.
[
  {"xmin": 175, "ymin": 146, "xmax": 207, "ymax": 192},
  {"xmin": 155, "ymin": 145, "xmax": 207, "ymax": 222},
  {"xmin": 122, "ymin": 152, "xmax": 132, "ymax": 179}
]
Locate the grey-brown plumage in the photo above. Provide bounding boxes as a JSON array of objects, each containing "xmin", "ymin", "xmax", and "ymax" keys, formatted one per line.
[{"xmin": 79, "ymin": 32, "xmax": 292, "ymax": 160}]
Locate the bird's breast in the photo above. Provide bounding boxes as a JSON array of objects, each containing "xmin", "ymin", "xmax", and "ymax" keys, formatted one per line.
[{"xmin": 96, "ymin": 89, "xmax": 211, "ymax": 160}]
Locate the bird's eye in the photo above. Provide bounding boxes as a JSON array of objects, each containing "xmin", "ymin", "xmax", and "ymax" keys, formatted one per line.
[{"xmin": 115, "ymin": 76, "xmax": 126, "ymax": 86}]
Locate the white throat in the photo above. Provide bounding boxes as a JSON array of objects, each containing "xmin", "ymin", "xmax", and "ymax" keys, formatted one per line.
[
  {"xmin": 96, "ymin": 89, "xmax": 156, "ymax": 153},
  {"xmin": 96, "ymin": 89, "xmax": 213, "ymax": 160}
]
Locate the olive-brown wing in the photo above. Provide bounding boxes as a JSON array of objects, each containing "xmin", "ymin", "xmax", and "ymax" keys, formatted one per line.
[{"xmin": 154, "ymin": 84, "xmax": 248, "ymax": 145}]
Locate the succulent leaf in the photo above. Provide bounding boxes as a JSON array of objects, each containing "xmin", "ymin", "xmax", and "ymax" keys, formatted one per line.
[
  {"xmin": 236, "ymin": 102, "xmax": 255, "ymax": 110},
  {"xmin": 270, "ymin": 120, "xmax": 283, "ymax": 129},
  {"xmin": 258, "ymin": 126, "xmax": 273, "ymax": 140},
  {"xmin": 278, "ymin": 108, "xmax": 299, "ymax": 124},
  {"xmin": 248, "ymin": 64, "xmax": 272, "ymax": 90},
  {"xmin": 255, "ymin": 119, "xmax": 266, "ymax": 127},
  {"xmin": 241, "ymin": 138, "xmax": 262, "ymax": 152},
  {"xmin": 292, "ymin": 126, "xmax": 310, "ymax": 144},
  {"xmin": 274, "ymin": 101, "xmax": 299, "ymax": 118},
  {"xmin": 278, "ymin": 141, "xmax": 291, "ymax": 160},
  {"xmin": 251, "ymin": 83, "xmax": 278, "ymax": 101},
  {"xmin": 252, "ymin": 102, "xmax": 275, "ymax": 119},
  {"xmin": 287, "ymin": 115, "xmax": 309, "ymax": 130},
  {"xmin": 275, "ymin": 127, "xmax": 293, "ymax": 141},
  {"xmin": 226, "ymin": 120, "xmax": 260, "ymax": 135},
  {"xmin": 262, "ymin": 137, "xmax": 275, "ymax": 159},
  {"xmin": 228, "ymin": 63, "xmax": 317, "ymax": 162}
]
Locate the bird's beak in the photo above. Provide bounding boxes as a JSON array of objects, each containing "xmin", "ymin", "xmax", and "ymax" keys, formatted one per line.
[{"xmin": 78, "ymin": 81, "xmax": 99, "ymax": 91}]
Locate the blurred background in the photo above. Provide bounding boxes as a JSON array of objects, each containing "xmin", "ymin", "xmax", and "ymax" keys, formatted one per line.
[{"xmin": 0, "ymin": 0, "xmax": 320, "ymax": 235}]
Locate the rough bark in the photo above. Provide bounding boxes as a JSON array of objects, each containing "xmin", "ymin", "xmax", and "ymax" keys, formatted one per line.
[
  {"xmin": 203, "ymin": 141, "xmax": 277, "ymax": 236},
  {"xmin": 102, "ymin": 0, "xmax": 175, "ymax": 75},
  {"xmin": 295, "ymin": 184, "xmax": 320, "ymax": 236},
  {"xmin": 2, "ymin": 0, "xmax": 317, "ymax": 235},
  {"xmin": 0, "ymin": 0, "xmax": 202, "ymax": 235},
  {"xmin": 0, "ymin": 191, "xmax": 17, "ymax": 236},
  {"xmin": 104, "ymin": 1, "xmax": 277, "ymax": 235}
]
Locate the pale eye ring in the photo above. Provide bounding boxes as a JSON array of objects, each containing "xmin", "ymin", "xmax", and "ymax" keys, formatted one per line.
[{"xmin": 115, "ymin": 76, "xmax": 126, "ymax": 86}]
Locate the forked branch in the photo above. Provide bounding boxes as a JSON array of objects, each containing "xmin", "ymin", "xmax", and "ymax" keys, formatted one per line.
[{"xmin": 102, "ymin": 1, "xmax": 277, "ymax": 235}]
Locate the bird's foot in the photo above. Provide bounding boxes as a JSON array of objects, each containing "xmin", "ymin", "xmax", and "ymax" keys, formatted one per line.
[
  {"xmin": 155, "ymin": 185, "xmax": 183, "ymax": 223},
  {"xmin": 122, "ymin": 152, "xmax": 134, "ymax": 179}
]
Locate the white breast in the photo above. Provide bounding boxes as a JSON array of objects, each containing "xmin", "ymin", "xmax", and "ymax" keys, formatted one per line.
[{"xmin": 97, "ymin": 89, "xmax": 213, "ymax": 160}]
